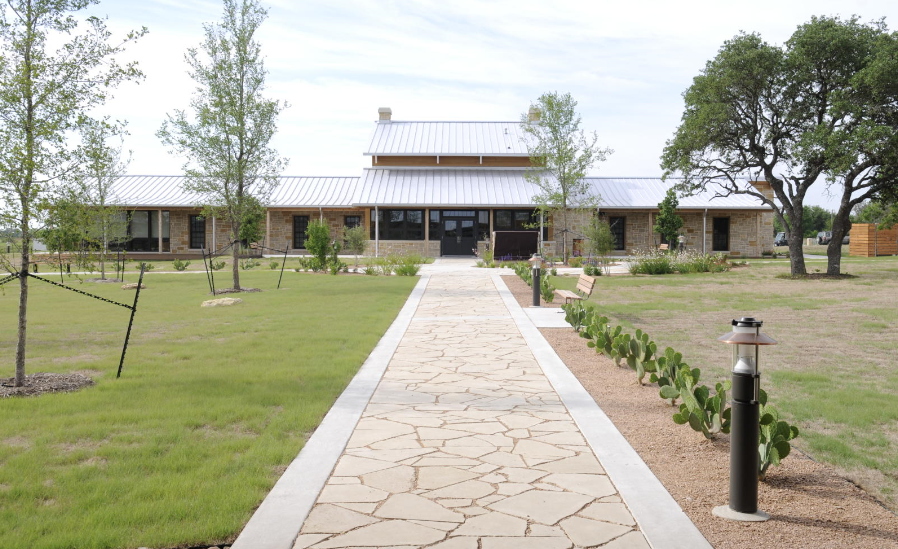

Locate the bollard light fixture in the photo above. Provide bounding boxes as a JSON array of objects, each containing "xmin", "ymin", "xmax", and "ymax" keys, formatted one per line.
[
  {"xmin": 713, "ymin": 317, "xmax": 777, "ymax": 522},
  {"xmin": 528, "ymin": 254, "xmax": 543, "ymax": 307}
]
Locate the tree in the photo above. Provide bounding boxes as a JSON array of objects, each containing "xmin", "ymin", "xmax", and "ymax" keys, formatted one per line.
[
  {"xmin": 77, "ymin": 119, "xmax": 131, "ymax": 279},
  {"xmin": 342, "ymin": 224, "xmax": 368, "ymax": 269},
  {"xmin": 773, "ymin": 204, "xmax": 834, "ymax": 237},
  {"xmin": 582, "ymin": 216, "xmax": 615, "ymax": 275},
  {"xmin": 0, "ymin": 0, "xmax": 144, "ymax": 386},
  {"xmin": 159, "ymin": 0, "xmax": 287, "ymax": 291},
  {"xmin": 661, "ymin": 17, "xmax": 898, "ymax": 276},
  {"xmin": 304, "ymin": 219, "xmax": 329, "ymax": 271},
  {"xmin": 520, "ymin": 92, "xmax": 612, "ymax": 263},
  {"xmin": 653, "ymin": 189, "xmax": 684, "ymax": 247}
]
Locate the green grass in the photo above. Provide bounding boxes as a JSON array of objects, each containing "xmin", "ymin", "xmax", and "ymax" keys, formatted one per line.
[
  {"xmin": 554, "ymin": 255, "xmax": 898, "ymax": 508},
  {"xmin": 0, "ymin": 271, "xmax": 417, "ymax": 549}
]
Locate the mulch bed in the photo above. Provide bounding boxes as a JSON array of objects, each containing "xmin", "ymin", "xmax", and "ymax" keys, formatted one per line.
[
  {"xmin": 84, "ymin": 278, "xmax": 123, "ymax": 283},
  {"xmin": 0, "ymin": 372, "xmax": 95, "ymax": 398},
  {"xmin": 212, "ymin": 287, "xmax": 262, "ymax": 295},
  {"xmin": 502, "ymin": 274, "xmax": 898, "ymax": 549}
]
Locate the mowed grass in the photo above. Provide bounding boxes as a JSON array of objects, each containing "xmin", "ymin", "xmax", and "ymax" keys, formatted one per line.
[
  {"xmin": 553, "ymin": 255, "xmax": 898, "ymax": 508},
  {"xmin": 0, "ymin": 271, "xmax": 417, "ymax": 549}
]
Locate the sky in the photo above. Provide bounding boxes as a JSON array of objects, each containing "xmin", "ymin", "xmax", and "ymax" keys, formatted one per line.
[{"xmin": 86, "ymin": 0, "xmax": 898, "ymax": 210}]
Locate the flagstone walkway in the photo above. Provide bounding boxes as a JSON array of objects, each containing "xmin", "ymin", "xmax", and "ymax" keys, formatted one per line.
[{"xmin": 292, "ymin": 272, "xmax": 649, "ymax": 549}]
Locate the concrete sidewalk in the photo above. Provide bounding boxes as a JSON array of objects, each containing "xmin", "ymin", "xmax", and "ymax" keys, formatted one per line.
[{"xmin": 234, "ymin": 260, "xmax": 709, "ymax": 549}]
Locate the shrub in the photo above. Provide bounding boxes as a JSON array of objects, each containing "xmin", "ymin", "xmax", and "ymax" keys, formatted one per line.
[
  {"xmin": 329, "ymin": 260, "xmax": 346, "ymax": 275},
  {"xmin": 628, "ymin": 249, "xmax": 675, "ymax": 274},
  {"xmin": 569, "ymin": 256, "xmax": 583, "ymax": 268},
  {"xmin": 305, "ymin": 220, "xmax": 331, "ymax": 269},
  {"xmin": 550, "ymin": 267, "xmax": 558, "ymax": 276},
  {"xmin": 583, "ymin": 264, "xmax": 602, "ymax": 277},
  {"xmin": 172, "ymin": 259, "xmax": 191, "ymax": 271},
  {"xmin": 364, "ymin": 265, "xmax": 378, "ymax": 276},
  {"xmin": 210, "ymin": 260, "xmax": 225, "ymax": 271},
  {"xmin": 138, "ymin": 261, "xmax": 156, "ymax": 271},
  {"xmin": 269, "ymin": 260, "xmax": 280, "ymax": 270},
  {"xmin": 240, "ymin": 259, "xmax": 261, "ymax": 270},
  {"xmin": 540, "ymin": 274, "xmax": 555, "ymax": 302},
  {"xmin": 394, "ymin": 252, "xmax": 424, "ymax": 276},
  {"xmin": 342, "ymin": 225, "xmax": 368, "ymax": 268}
]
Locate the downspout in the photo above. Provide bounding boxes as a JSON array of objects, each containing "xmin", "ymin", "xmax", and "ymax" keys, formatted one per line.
[
  {"xmin": 375, "ymin": 206, "xmax": 380, "ymax": 258},
  {"xmin": 702, "ymin": 209, "xmax": 707, "ymax": 254},
  {"xmin": 319, "ymin": 207, "xmax": 323, "ymax": 222}
]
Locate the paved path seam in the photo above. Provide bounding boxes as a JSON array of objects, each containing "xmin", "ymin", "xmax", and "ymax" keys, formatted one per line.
[
  {"xmin": 231, "ymin": 275, "xmax": 431, "ymax": 549},
  {"xmin": 492, "ymin": 274, "xmax": 712, "ymax": 549}
]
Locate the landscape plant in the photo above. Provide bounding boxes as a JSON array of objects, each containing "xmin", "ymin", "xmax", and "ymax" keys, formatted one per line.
[
  {"xmin": 653, "ymin": 189, "xmax": 684, "ymax": 248},
  {"xmin": 304, "ymin": 220, "xmax": 330, "ymax": 271},
  {"xmin": 520, "ymin": 92, "xmax": 612, "ymax": 263},
  {"xmin": 342, "ymin": 225, "xmax": 368, "ymax": 269},
  {"xmin": 173, "ymin": 259, "xmax": 191, "ymax": 271},
  {"xmin": 582, "ymin": 217, "xmax": 615, "ymax": 275},
  {"xmin": 211, "ymin": 259, "xmax": 226, "ymax": 271},
  {"xmin": 0, "ymin": 0, "xmax": 145, "ymax": 386},
  {"xmin": 540, "ymin": 274, "xmax": 555, "ymax": 302},
  {"xmin": 158, "ymin": 0, "xmax": 288, "ymax": 291},
  {"xmin": 758, "ymin": 389, "xmax": 800, "ymax": 480}
]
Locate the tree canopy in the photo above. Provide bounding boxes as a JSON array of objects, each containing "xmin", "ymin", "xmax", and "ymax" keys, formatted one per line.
[
  {"xmin": 653, "ymin": 189, "xmax": 684, "ymax": 246},
  {"xmin": 661, "ymin": 16, "xmax": 898, "ymax": 275},
  {"xmin": 520, "ymin": 92, "xmax": 612, "ymax": 262}
]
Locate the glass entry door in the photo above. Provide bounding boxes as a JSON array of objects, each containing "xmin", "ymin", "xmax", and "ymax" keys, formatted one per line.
[{"xmin": 442, "ymin": 218, "xmax": 476, "ymax": 255}]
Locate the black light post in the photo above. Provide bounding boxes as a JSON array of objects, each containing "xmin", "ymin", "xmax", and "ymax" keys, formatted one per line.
[
  {"xmin": 713, "ymin": 317, "xmax": 777, "ymax": 522},
  {"xmin": 529, "ymin": 254, "xmax": 542, "ymax": 307}
]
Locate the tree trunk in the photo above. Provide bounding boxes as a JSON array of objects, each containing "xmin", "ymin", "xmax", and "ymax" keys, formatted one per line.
[
  {"xmin": 232, "ymin": 220, "xmax": 241, "ymax": 291},
  {"xmin": 100, "ymin": 232, "xmax": 107, "ymax": 280},
  {"xmin": 561, "ymin": 208, "xmax": 568, "ymax": 264},
  {"xmin": 827, "ymin": 194, "xmax": 853, "ymax": 276},
  {"xmin": 787, "ymin": 232, "xmax": 807, "ymax": 276},
  {"xmin": 15, "ymin": 231, "xmax": 30, "ymax": 387}
]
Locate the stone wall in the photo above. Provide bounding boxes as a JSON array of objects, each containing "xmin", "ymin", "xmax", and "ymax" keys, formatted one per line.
[{"xmin": 266, "ymin": 209, "xmax": 367, "ymax": 251}]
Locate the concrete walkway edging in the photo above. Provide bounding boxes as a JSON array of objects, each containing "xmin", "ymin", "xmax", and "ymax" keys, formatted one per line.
[
  {"xmin": 492, "ymin": 274, "xmax": 712, "ymax": 549},
  {"xmin": 231, "ymin": 274, "xmax": 431, "ymax": 549}
]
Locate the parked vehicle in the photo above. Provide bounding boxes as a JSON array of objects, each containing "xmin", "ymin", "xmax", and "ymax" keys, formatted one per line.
[
  {"xmin": 817, "ymin": 231, "xmax": 832, "ymax": 245},
  {"xmin": 843, "ymin": 233, "xmax": 850, "ymax": 245},
  {"xmin": 774, "ymin": 232, "xmax": 788, "ymax": 247}
]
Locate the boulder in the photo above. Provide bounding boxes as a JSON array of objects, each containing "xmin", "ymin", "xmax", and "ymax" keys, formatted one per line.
[
  {"xmin": 202, "ymin": 297, "xmax": 243, "ymax": 307},
  {"xmin": 121, "ymin": 283, "xmax": 146, "ymax": 290}
]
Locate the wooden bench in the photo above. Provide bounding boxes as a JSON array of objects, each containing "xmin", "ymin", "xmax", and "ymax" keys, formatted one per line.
[
  {"xmin": 658, "ymin": 243, "xmax": 669, "ymax": 251},
  {"xmin": 555, "ymin": 274, "xmax": 596, "ymax": 305}
]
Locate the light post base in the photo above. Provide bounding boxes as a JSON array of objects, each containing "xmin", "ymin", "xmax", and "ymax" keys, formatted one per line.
[{"xmin": 712, "ymin": 505, "xmax": 770, "ymax": 522}]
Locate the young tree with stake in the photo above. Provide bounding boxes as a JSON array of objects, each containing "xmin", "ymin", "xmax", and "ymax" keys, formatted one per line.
[
  {"xmin": 159, "ymin": 0, "xmax": 287, "ymax": 292},
  {"xmin": 520, "ymin": 92, "xmax": 612, "ymax": 264},
  {"xmin": 0, "ymin": 0, "xmax": 144, "ymax": 387}
]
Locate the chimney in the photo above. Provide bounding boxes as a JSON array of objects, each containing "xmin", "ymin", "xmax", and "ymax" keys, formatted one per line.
[
  {"xmin": 378, "ymin": 107, "xmax": 392, "ymax": 123},
  {"xmin": 528, "ymin": 106, "xmax": 540, "ymax": 124}
]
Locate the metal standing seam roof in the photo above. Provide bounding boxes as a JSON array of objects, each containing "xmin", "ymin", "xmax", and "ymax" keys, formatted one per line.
[
  {"xmin": 109, "ymin": 175, "xmax": 362, "ymax": 208},
  {"xmin": 356, "ymin": 169, "xmax": 771, "ymax": 209},
  {"xmin": 364, "ymin": 121, "xmax": 531, "ymax": 156}
]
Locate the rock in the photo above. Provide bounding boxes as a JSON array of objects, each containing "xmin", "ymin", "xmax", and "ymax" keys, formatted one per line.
[
  {"xmin": 202, "ymin": 297, "xmax": 243, "ymax": 307},
  {"xmin": 121, "ymin": 283, "xmax": 146, "ymax": 290}
]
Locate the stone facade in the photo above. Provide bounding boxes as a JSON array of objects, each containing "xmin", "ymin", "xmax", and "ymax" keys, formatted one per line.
[{"xmin": 134, "ymin": 206, "xmax": 774, "ymax": 259}]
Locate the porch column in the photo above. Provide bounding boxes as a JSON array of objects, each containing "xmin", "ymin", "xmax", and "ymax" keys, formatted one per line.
[
  {"xmin": 424, "ymin": 208, "xmax": 430, "ymax": 241},
  {"xmin": 212, "ymin": 217, "xmax": 216, "ymax": 251},
  {"xmin": 649, "ymin": 210, "xmax": 654, "ymax": 246},
  {"xmin": 266, "ymin": 209, "xmax": 271, "ymax": 251},
  {"xmin": 375, "ymin": 206, "xmax": 380, "ymax": 257},
  {"xmin": 157, "ymin": 209, "xmax": 163, "ymax": 253},
  {"xmin": 489, "ymin": 209, "xmax": 493, "ymax": 242}
]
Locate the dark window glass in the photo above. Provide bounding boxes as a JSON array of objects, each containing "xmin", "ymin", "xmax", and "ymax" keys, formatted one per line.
[
  {"xmin": 293, "ymin": 216, "xmax": 309, "ymax": 249},
  {"xmin": 442, "ymin": 210, "xmax": 475, "ymax": 217},
  {"xmin": 478, "ymin": 210, "xmax": 490, "ymax": 240},
  {"xmin": 713, "ymin": 217, "xmax": 730, "ymax": 251},
  {"xmin": 513, "ymin": 211, "xmax": 530, "ymax": 230},
  {"xmin": 189, "ymin": 215, "xmax": 205, "ymax": 249},
  {"xmin": 429, "ymin": 210, "xmax": 440, "ymax": 240},
  {"xmin": 370, "ymin": 209, "xmax": 425, "ymax": 240},
  {"xmin": 609, "ymin": 217, "xmax": 626, "ymax": 250},
  {"xmin": 495, "ymin": 210, "xmax": 512, "ymax": 230},
  {"xmin": 344, "ymin": 215, "xmax": 361, "ymax": 228}
]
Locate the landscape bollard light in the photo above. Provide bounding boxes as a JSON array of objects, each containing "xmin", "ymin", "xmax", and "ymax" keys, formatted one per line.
[
  {"xmin": 713, "ymin": 317, "xmax": 777, "ymax": 522},
  {"xmin": 529, "ymin": 254, "xmax": 543, "ymax": 307}
]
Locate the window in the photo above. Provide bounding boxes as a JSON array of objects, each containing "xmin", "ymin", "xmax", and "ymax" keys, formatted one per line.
[
  {"xmin": 344, "ymin": 215, "xmax": 361, "ymax": 229},
  {"xmin": 713, "ymin": 217, "xmax": 730, "ymax": 251},
  {"xmin": 189, "ymin": 215, "xmax": 205, "ymax": 249},
  {"xmin": 609, "ymin": 217, "xmax": 626, "ymax": 250},
  {"xmin": 370, "ymin": 209, "xmax": 425, "ymax": 240},
  {"xmin": 493, "ymin": 209, "xmax": 548, "ymax": 240},
  {"xmin": 429, "ymin": 210, "xmax": 440, "ymax": 240},
  {"xmin": 293, "ymin": 216, "xmax": 309, "ymax": 249},
  {"xmin": 478, "ymin": 211, "xmax": 490, "ymax": 241}
]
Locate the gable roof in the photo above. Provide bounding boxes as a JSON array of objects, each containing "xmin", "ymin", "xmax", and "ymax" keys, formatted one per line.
[{"xmin": 365, "ymin": 121, "xmax": 530, "ymax": 156}]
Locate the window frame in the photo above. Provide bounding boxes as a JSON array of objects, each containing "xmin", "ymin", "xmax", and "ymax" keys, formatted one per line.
[
  {"xmin": 189, "ymin": 215, "xmax": 206, "ymax": 250},
  {"xmin": 293, "ymin": 215, "xmax": 310, "ymax": 250},
  {"xmin": 492, "ymin": 209, "xmax": 548, "ymax": 240},
  {"xmin": 370, "ymin": 209, "xmax": 425, "ymax": 241}
]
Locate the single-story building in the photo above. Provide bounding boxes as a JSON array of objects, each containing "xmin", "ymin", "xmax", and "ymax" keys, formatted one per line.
[{"xmin": 109, "ymin": 108, "xmax": 774, "ymax": 258}]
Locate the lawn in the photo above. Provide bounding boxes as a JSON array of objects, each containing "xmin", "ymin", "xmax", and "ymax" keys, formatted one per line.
[
  {"xmin": 0, "ymin": 270, "xmax": 417, "ymax": 549},
  {"xmin": 553, "ymin": 255, "xmax": 898, "ymax": 509}
]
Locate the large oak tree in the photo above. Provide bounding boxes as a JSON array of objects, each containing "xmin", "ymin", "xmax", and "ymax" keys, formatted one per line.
[{"xmin": 661, "ymin": 16, "xmax": 898, "ymax": 276}]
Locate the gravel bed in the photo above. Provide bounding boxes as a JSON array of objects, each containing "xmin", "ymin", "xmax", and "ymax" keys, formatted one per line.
[
  {"xmin": 502, "ymin": 274, "xmax": 898, "ymax": 549},
  {"xmin": 0, "ymin": 372, "xmax": 95, "ymax": 398}
]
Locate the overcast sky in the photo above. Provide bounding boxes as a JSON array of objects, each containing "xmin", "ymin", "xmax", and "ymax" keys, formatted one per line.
[{"xmin": 89, "ymin": 0, "xmax": 898, "ymax": 209}]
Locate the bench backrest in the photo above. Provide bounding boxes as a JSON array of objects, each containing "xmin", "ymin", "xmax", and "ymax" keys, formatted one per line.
[
  {"xmin": 577, "ymin": 274, "xmax": 596, "ymax": 296},
  {"xmin": 659, "ymin": 244, "xmax": 669, "ymax": 251}
]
